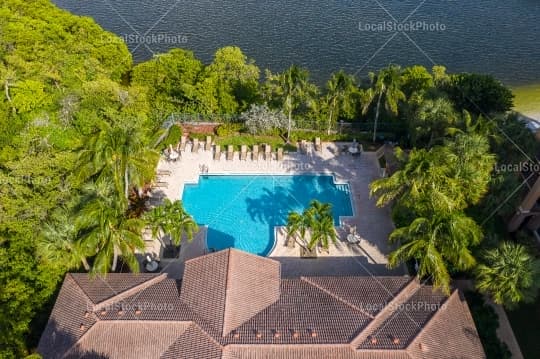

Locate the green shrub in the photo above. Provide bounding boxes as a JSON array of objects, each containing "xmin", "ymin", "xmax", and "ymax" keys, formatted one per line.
[
  {"xmin": 162, "ymin": 125, "xmax": 183, "ymax": 148},
  {"xmin": 215, "ymin": 123, "xmax": 244, "ymax": 137}
]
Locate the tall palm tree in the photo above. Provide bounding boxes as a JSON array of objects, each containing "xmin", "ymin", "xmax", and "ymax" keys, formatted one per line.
[
  {"xmin": 145, "ymin": 199, "xmax": 198, "ymax": 245},
  {"xmin": 77, "ymin": 121, "xmax": 159, "ymax": 205},
  {"xmin": 388, "ymin": 211, "xmax": 483, "ymax": 294},
  {"xmin": 265, "ymin": 65, "xmax": 317, "ymax": 142},
  {"xmin": 476, "ymin": 242, "xmax": 540, "ymax": 309},
  {"xmin": 75, "ymin": 183, "xmax": 145, "ymax": 273},
  {"xmin": 361, "ymin": 64, "xmax": 405, "ymax": 142},
  {"xmin": 325, "ymin": 70, "xmax": 357, "ymax": 135}
]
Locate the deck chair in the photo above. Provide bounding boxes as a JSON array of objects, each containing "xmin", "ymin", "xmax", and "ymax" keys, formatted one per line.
[
  {"xmin": 252, "ymin": 145, "xmax": 259, "ymax": 161},
  {"xmin": 264, "ymin": 144, "xmax": 272, "ymax": 161},
  {"xmin": 226, "ymin": 145, "xmax": 234, "ymax": 161},
  {"xmin": 277, "ymin": 147, "xmax": 284, "ymax": 161},
  {"xmin": 300, "ymin": 140, "xmax": 308, "ymax": 154},
  {"xmin": 213, "ymin": 144, "xmax": 221, "ymax": 161},
  {"xmin": 205, "ymin": 136, "xmax": 212, "ymax": 151},
  {"xmin": 314, "ymin": 137, "xmax": 322, "ymax": 152},
  {"xmin": 179, "ymin": 136, "xmax": 187, "ymax": 151},
  {"xmin": 240, "ymin": 145, "xmax": 247, "ymax": 160},
  {"xmin": 191, "ymin": 138, "xmax": 200, "ymax": 153}
]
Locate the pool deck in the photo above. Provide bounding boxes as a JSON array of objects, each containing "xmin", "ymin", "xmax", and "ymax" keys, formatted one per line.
[{"xmin": 145, "ymin": 141, "xmax": 406, "ymax": 278}]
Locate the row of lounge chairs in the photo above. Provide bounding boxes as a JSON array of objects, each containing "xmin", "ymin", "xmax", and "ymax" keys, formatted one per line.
[
  {"xmin": 214, "ymin": 144, "xmax": 284, "ymax": 161},
  {"xmin": 299, "ymin": 137, "xmax": 322, "ymax": 153},
  {"xmin": 176, "ymin": 136, "xmax": 213, "ymax": 153}
]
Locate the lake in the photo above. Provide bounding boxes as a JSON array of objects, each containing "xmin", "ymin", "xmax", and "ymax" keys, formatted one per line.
[{"xmin": 53, "ymin": 0, "xmax": 540, "ymax": 87}]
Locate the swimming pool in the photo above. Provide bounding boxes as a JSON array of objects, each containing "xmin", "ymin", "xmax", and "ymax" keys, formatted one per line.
[{"xmin": 182, "ymin": 174, "xmax": 354, "ymax": 256}]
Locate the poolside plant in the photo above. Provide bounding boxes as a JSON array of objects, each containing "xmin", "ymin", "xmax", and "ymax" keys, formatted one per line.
[
  {"xmin": 145, "ymin": 199, "xmax": 199, "ymax": 246},
  {"xmin": 285, "ymin": 200, "xmax": 338, "ymax": 252}
]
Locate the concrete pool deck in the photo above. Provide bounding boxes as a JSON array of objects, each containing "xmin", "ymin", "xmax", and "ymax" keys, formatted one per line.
[{"xmin": 145, "ymin": 140, "xmax": 405, "ymax": 278}]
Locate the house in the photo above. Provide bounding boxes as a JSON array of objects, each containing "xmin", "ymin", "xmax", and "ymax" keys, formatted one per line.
[{"xmin": 38, "ymin": 249, "xmax": 485, "ymax": 358}]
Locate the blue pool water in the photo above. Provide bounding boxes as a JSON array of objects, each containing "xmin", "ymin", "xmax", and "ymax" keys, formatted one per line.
[{"xmin": 182, "ymin": 175, "xmax": 353, "ymax": 256}]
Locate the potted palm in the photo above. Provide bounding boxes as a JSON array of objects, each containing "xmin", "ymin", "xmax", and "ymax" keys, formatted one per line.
[{"xmin": 285, "ymin": 200, "xmax": 338, "ymax": 258}]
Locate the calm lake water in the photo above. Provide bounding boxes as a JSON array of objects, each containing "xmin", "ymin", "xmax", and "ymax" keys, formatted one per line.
[{"xmin": 53, "ymin": 0, "xmax": 540, "ymax": 86}]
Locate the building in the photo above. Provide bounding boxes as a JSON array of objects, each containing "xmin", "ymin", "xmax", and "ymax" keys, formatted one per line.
[{"xmin": 38, "ymin": 249, "xmax": 485, "ymax": 358}]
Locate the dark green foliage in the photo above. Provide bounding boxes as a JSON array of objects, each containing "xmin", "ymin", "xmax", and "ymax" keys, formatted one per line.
[
  {"xmin": 445, "ymin": 73, "xmax": 514, "ymax": 115},
  {"xmin": 464, "ymin": 291, "xmax": 512, "ymax": 359}
]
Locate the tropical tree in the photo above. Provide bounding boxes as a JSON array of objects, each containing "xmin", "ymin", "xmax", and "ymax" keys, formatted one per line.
[
  {"xmin": 285, "ymin": 209, "xmax": 313, "ymax": 246},
  {"xmin": 388, "ymin": 211, "xmax": 483, "ymax": 294},
  {"xmin": 410, "ymin": 97, "xmax": 458, "ymax": 147},
  {"xmin": 307, "ymin": 201, "xmax": 338, "ymax": 250},
  {"xmin": 285, "ymin": 200, "xmax": 337, "ymax": 251},
  {"xmin": 324, "ymin": 70, "xmax": 357, "ymax": 134},
  {"xmin": 145, "ymin": 199, "xmax": 198, "ymax": 245},
  {"xmin": 264, "ymin": 65, "xmax": 318, "ymax": 142},
  {"xmin": 38, "ymin": 211, "xmax": 91, "ymax": 271},
  {"xmin": 77, "ymin": 120, "xmax": 159, "ymax": 204},
  {"xmin": 370, "ymin": 134, "xmax": 494, "ymax": 214},
  {"xmin": 75, "ymin": 183, "xmax": 145, "ymax": 273},
  {"xmin": 361, "ymin": 64, "xmax": 405, "ymax": 142},
  {"xmin": 475, "ymin": 242, "xmax": 540, "ymax": 309}
]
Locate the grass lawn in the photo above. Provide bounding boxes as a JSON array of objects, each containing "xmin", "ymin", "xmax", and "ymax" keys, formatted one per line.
[
  {"xmin": 505, "ymin": 297, "xmax": 540, "ymax": 359},
  {"xmin": 512, "ymin": 83, "xmax": 540, "ymax": 119}
]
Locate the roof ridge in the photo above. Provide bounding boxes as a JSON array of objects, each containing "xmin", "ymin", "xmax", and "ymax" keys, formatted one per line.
[
  {"xmin": 221, "ymin": 249, "xmax": 233, "ymax": 336},
  {"xmin": 300, "ymin": 277, "xmax": 374, "ymax": 318},
  {"xmin": 405, "ymin": 289, "xmax": 459, "ymax": 353},
  {"xmin": 92, "ymin": 273, "xmax": 167, "ymax": 311},
  {"xmin": 66, "ymin": 274, "xmax": 95, "ymax": 306},
  {"xmin": 349, "ymin": 277, "xmax": 419, "ymax": 348}
]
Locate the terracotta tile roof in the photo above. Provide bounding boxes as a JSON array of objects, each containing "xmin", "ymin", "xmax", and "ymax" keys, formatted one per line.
[
  {"xmin": 180, "ymin": 249, "xmax": 281, "ymax": 336},
  {"xmin": 36, "ymin": 275, "xmax": 97, "ymax": 359},
  {"xmin": 358, "ymin": 285, "xmax": 448, "ymax": 350},
  {"xmin": 302, "ymin": 276, "xmax": 411, "ymax": 316},
  {"xmin": 160, "ymin": 324, "xmax": 222, "ymax": 359},
  {"xmin": 63, "ymin": 321, "xmax": 192, "ymax": 359},
  {"xmin": 69, "ymin": 273, "xmax": 162, "ymax": 304},
  {"xmin": 38, "ymin": 249, "xmax": 485, "ymax": 359},
  {"xmin": 222, "ymin": 279, "xmax": 372, "ymax": 344},
  {"xmin": 406, "ymin": 291, "xmax": 485, "ymax": 359}
]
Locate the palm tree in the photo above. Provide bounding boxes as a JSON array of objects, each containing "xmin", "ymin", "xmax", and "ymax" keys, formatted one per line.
[
  {"xmin": 308, "ymin": 201, "xmax": 338, "ymax": 250},
  {"xmin": 411, "ymin": 97, "xmax": 458, "ymax": 147},
  {"xmin": 388, "ymin": 211, "xmax": 483, "ymax": 294},
  {"xmin": 75, "ymin": 183, "xmax": 145, "ymax": 273},
  {"xmin": 38, "ymin": 211, "xmax": 91, "ymax": 271},
  {"xmin": 370, "ymin": 146, "xmax": 462, "ymax": 213},
  {"xmin": 285, "ymin": 210, "xmax": 313, "ymax": 247},
  {"xmin": 476, "ymin": 242, "xmax": 540, "ymax": 309},
  {"xmin": 77, "ymin": 121, "xmax": 159, "ymax": 205},
  {"xmin": 286, "ymin": 200, "xmax": 338, "ymax": 251},
  {"xmin": 361, "ymin": 64, "xmax": 405, "ymax": 142},
  {"xmin": 145, "ymin": 199, "xmax": 198, "ymax": 246},
  {"xmin": 265, "ymin": 65, "xmax": 317, "ymax": 142},
  {"xmin": 325, "ymin": 70, "xmax": 357, "ymax": 135}
]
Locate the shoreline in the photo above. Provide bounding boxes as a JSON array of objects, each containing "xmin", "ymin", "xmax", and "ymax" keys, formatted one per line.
[{"xmin": 511, "ymin": 83, "xmax": 540, "ymax": 120}]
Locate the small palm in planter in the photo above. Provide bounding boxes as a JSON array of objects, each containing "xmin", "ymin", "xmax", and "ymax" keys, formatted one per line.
[{"xmin": 285, "ymin": 200, "xmax": 338, "ymax": 258}]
